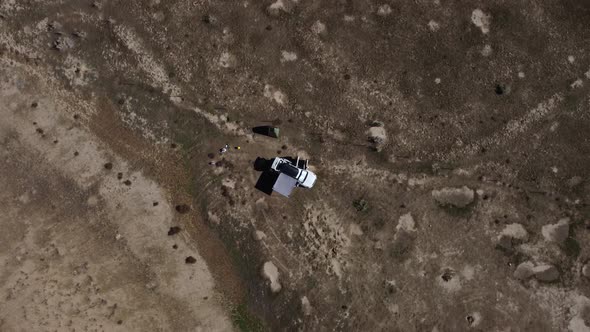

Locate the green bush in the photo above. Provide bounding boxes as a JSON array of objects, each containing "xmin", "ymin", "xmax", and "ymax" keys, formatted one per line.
[{"xmin": 353, "ymin": 198, "xmax": 369, "ymax": 212}]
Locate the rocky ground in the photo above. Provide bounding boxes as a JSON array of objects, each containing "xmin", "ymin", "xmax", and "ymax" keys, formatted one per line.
[{"xmin": 1, "ymin": 0, "xmax": 590, "ymax": 331}]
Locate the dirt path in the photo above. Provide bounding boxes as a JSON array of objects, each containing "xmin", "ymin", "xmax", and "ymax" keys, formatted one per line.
[{"xmin": 0, "ymin": 61, "xmax": 233, "ymax": 331}]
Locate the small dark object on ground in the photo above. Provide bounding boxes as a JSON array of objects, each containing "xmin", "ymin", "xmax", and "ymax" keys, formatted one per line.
[
  {"xmin": 207, "ymin": 153, "xmax": 215, "ymax": 158},
  {"xmin": 168, "ymin": 226, "xmax": 181, "ymax": 236},
  {"xmin": 185, "ymin": 256, "xmax": 197, "ymax": 264},
  {"xmin": 117, "ymin": 172, "xmax": 123, "ymax": 179},
  {"xmin": 175, "ymin": 204, "xmax": 190, "ymax": 214},
  {"xmin": 104, "ymin": 162, "xmax": 113, "ymax": 170},
  {"xmin": 252, "ymin": 126, "xmax": 279, "ymax": 138},
  {"xmin": 254, "ymin": 157, "xmax": 271, "ymax": 171},
  {"xmin": 441, "ymin": 269, "xmax": 454, "ymax": 282},
  {"xmin": 353, "ymin": 199, "xmax": 369, "ymax": 212},
  {"xmin": 153, "ymin": 201, "xmax": 159, "ymax": 206},
  {"xmin": 123, "ymin": 180, "xmax": 131, "ymax": 186}
]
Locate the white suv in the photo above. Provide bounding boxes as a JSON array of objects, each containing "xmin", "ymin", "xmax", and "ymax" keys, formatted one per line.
[{"xmin": 270, "ymin": 157, "xmax": 317, "ymax": 188}]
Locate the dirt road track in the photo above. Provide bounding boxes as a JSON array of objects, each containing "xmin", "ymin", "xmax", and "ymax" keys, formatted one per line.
[{"xmin": 0, "ymin": 62, "xmax": 234, "ymax": 331}]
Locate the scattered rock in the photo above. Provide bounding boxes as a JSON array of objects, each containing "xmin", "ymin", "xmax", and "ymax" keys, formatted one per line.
[
  {"xmin": 72, "ymin": 30, "xmax": 87, "ymax": 39},
  {"xmin": 168, "ymin": 226, "xmax": 181, "ymax": 236},
  {"xmin": 471, "ymin": 9, "xmax": 491, "ymax": 34},
  {"xmin": 202, "ymin": 14, "xmax": 217, "ymax": 24},
  {"xmin": 542, "ymin": 218, "xmax": 570, "ymax": 244},
  {"xmin": 263, "ymin": 84, "xmax": 288, "ymax": 105},
  {"xmin": 261, "ymin": 261, "xmax": 281, "ymax": 293},
  {"xmin": 466, "ymin": 312, "xmax": 482, "ymax": 327},
  {"xmin": 301, "ymin": 296, "xmax": 312, "ymax": 316},
  {"xmin": 280, "ymin": 50, "xmax": 298, "ymax": 62},
  {"xmin": 117, "ymin": 172, "xmax": 123, "ymax": 180},
  {"xmin": 582, "ymin": 263, "xmax": 590, "ymax": 278},
  {"xmin": 567, "ymin": 176, "xmax": 583, "ymax": 187},
  {"xmin": 115, "ymin": 233, "xmax": 122, "ymax": 240},
  {"xmin": 514, "ymin": 261, "xmax": 535, "ymax": 280},
  {"xmin": 369, "ymin": 120, "xmax": 384, "ymax": 127},
  {"xmin": 497, "ymin": 223, "xmax": 529, "ymax": 249},
  {"xmin": 253, "ymin": 230, "xmax": 267, "ymax": 241},
  {"xmin": 377, "ymin": 4, "xmax": 392, "ymax": 16},
  {"xmin": 53, "ymin": 36, "xmax": 75, "ymax": 51},
  {"xmin": 437, "ymin": 268, "xmax": 461, "ymax": 292},
  {"xmin": 175, "ymin": 204, "xmax": 190, "ymax": 214},
  {"xmin": 533, "ymin": 264, "xmax": 559, "ymax": 282},
  {"xmin": 47, "ymin": 21, "xmax": 63, "ymax": 32},
  {"xmin": 267, "ymin": 0, "xmax": 294, "ymax": 16},
  {"xmin": 218, "ymin": 52, "xmax": 237, "ymax": 68},
  {"xmin": 185, "ymin": 256, "xmax": 197, "ymax": 264},
  {"xmin": 123, "ymin": 180, "xmax": 132, "ymax": 186},
  {"xmin": 367, "ymin": 126, "xmax": 387, "ymax": 145},
  {"xmin": 427, "ymin": 20, "xmax": 440, "ymax": 32},
  {"xmin": 568, "ymin": 295, "xmax": 590, "ymax": 332},
  {"xmin": 431, "ymin": 186, "xmax": 475, "ymax": 208},
  {"xmin": 311, "ymin": 20, "xmax": 326, "ymax": 35},
  {"xmin": 396, "ymin": 213, "xmax": 416, "ymax": 232},
  {"xmin": 498, "ymin": 227, "xmax": 524, "ymax": 248},
  {"xmin": 481, "ymin": 44, "xmax": 493, "ymax": 57}
]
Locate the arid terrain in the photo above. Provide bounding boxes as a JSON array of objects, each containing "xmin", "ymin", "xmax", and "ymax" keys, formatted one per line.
[{"xmin": 1, "ymin": 0, "xmax": 590, "ymax": 331}]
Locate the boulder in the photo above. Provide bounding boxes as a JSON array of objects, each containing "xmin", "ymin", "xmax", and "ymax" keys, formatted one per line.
[
  {"xmin": 582, "ymin": 263, "xmax": 590, "ymax": 278},
  {"xmin": 501, "ymin": 223, "xmax": 528, "ymax": 241},
  {"xmin": 396, "ymin": 213, "xmax": 416, "ymax": 232},
  {"xmin": 514, "ymin": 261, "xmax": 535, "ymax": 280},
  {"xmin": 267, "ymin": 0, "xmax": 294, "ymax": 16},
  {"xmin": 262, "ymin": 261, "xmax": 282, "ymax": 293},
  {"xmin": 253, "ymin": 230, "xmax": 267, "ymax": 241},
  {"xmin": 368, "ymin": 126, "xmax": 387, "ymax": 144},
  {"xmin": 567, "ymin": 176, "xmax": 583, "ymax": 187},
  {"xmin": 432, "ymin": 186, "xmax": 475, "ymax": 208},
  {"xmin": 497, "ymin": 223, "xmax": 528, "ymax": 250},
  {"xmin": 542, "ymin": 218, "xmax": 570, "ymax": 244},
  {"xmin": 301, "ymin": 296, "xmax": 312, "ymax": 316},
  {"xmin": 533, "ymin": 265, "xmax": 560, "ymax": 282}
]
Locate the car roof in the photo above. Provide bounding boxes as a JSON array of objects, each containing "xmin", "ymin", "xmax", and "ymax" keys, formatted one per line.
[{"xmin": 277, "ymin": 162, "xmax": 300, "ymax": 178}]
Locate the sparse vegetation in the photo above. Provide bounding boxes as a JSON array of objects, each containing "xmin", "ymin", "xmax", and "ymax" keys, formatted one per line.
[
  {"xmin": 353, "ymin": 198, "xmax": 369, "ymax": 212},
  {"xmin": 231, "ymin": 304, "xmax": 265, "ymax": 332}
]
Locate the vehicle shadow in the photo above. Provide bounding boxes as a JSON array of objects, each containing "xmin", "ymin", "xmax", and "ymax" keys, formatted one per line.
[
  {"xmin": 254, "ymin": 156, "xmax": 306, "ymax": 195},
  {"xmin": 254, "ymin": 157, "xmax": 276, "ymax": 195}
]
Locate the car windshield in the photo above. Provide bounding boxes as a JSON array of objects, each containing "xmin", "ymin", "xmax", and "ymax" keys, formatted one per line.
[{"xmin": 277, "ymin": 163, "xmax": 299, "ymax": 178}]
